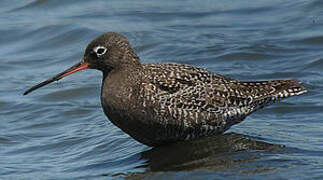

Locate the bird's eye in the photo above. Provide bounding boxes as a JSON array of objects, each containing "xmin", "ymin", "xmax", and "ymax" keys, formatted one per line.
[{"xmin": 93, "ymin": 46, "xmax": 107, "ymax": 56}]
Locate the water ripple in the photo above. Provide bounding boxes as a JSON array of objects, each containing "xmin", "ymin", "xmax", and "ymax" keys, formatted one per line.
[{"xmin": 1, "ymin": 0, "xmax": 323, "ymax": 179}]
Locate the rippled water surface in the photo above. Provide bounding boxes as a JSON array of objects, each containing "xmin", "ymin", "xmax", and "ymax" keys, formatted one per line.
[{"xmin": 1, "ymin": 0, "xmax": 323, "ymax": 179}]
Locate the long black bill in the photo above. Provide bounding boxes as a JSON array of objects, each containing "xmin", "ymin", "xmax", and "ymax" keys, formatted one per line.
[{"xmin": 23, "ymin": 62, "xmax": 90, "ymax": 95}]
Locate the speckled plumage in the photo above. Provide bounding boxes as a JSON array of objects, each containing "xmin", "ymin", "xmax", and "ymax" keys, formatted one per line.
[
  {"xmin": 135, "ymin": 62, "xmax": 306, "ymax": 145},
  {"xmin": 24, "ymin": 32, "xmax": 307, "ymax": 146}
]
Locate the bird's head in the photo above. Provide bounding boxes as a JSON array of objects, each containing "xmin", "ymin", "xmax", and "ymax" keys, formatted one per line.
[{"xmin": 23, "ymin": 32, "xmax": 140, "ymax": 95}]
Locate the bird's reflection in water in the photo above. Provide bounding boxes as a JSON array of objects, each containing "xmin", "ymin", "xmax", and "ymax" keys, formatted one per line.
[{"xmin": 139, "ymin": 133, "xmax": 284, "ymax": 172}]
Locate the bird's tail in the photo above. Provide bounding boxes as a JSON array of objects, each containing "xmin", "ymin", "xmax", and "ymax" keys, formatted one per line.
[
  {"xmin": 236, "ymin": 79, "xmax": 306, "ymax": 99},
  {"xmin": 269, "ymin": 79, "xmax": 307, "ymax": 99},
  {"xmin": 236, "ymin": 79, "xmax": 307, "ymax": 108},
  {"xmin": 221, "ymin": 79, "xmax": 307, "ymax": 127}
]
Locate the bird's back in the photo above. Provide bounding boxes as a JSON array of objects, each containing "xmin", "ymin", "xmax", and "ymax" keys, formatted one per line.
[{"xmin": 139, "ymin": 62, "xmax": 307, "ymax": 142}]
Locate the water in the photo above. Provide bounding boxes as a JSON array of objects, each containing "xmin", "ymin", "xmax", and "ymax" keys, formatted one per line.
[{"xmin": 1, "ymin": 0, "xmax": 323, "ymax": 179}]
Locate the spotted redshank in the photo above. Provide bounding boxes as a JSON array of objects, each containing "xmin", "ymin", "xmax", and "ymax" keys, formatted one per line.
[{"xmin": 24, "ymin": 32, "xmax": 307, "ymax": 146}]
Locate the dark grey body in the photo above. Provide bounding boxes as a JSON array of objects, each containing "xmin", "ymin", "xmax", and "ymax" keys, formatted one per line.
[{"xmin": 100, "ymin": 60, "xmax": 306, "ymax": 146}]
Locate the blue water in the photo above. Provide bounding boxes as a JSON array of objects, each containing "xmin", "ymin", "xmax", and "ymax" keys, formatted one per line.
[{"xmin": 1, "ymin": 0, "xmax": 323, "ymax": 179}]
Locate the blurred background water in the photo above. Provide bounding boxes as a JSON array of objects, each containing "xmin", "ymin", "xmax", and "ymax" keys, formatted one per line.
[{"xmin": 1, "ymin": 0, "xmax": 323, "ymax": 179}]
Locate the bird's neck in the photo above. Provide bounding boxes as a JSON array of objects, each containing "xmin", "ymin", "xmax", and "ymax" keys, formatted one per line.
[
  {"xmin": 100, "ymin": 64, "xmax": 143, "ymax": 117},
  {"xmin": 102, "ymin": 63, "xmax": 143, "ymax": 96},
  {"xmin": 102, "ymin": 60, "xmax": 142, "ymax": 78}
]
